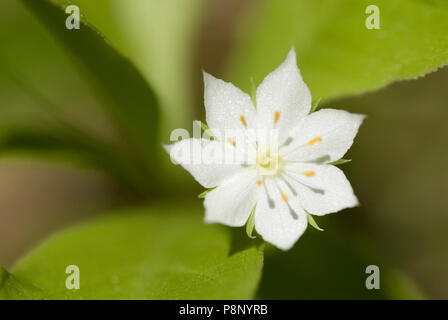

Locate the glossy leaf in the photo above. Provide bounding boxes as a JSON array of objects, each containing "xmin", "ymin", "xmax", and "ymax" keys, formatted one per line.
[
  {"xmin": 0, "ymin": 204, "xmax": 264, "ymax": 300},
  {"xmin": 227, "ymin": 0, "xmax": 448, "ymax": 101}
]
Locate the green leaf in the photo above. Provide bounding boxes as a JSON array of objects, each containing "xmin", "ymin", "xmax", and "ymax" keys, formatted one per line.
[
  {"xmin": 227, "ymin": 0, "xmax": 448, "ymax": 101},
  {"xmin": 328, "ymin": 158, "xmax": 352, "ymax": 166},
  {"xmin": 306, "ymin": 211, "xmax": 324, "ymax": 231},
  {"xmin": 1, "ymin": 204, "xmax": 264, "ymax": 299},
  {"xmin": 246, "ymin": 207, "xmax": 257, "ymax": 239},
  {"xmin": 50, "ymin": 0, "xmax": 205, "ymax": 132},
  {"xmin": 21, "ymin": 0, "xmax": 161, "ymax": 194},
  {"xmin": 0, "ymin": 267, "xmax": 43, "ymax": 300}
]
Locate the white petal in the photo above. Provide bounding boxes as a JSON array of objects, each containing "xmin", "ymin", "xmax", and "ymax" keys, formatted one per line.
[
  {"xmin": 256, "ymin": 47, "xmax": 311, "ymax": 144},
  {"xmin": 203, "ymin": 72, "xmax": 256, "ymax": 134},
  {"xmin": 282, "ymin": 163, "xmax": 359, "ymax": 216},
  {"xmin": 282, "ymin": 108, "xmax": 365, "ymax": 163},
  {"xmin": 204, "ymin": 169, "xmax": 259, "ymax": 227},
  {"xmin": 254, "ymin": 178, "xmax": 308, "ymax": 250},
  {"xmin": 166, "ymin": 138, "xmax": 245, "ymax": 188}
]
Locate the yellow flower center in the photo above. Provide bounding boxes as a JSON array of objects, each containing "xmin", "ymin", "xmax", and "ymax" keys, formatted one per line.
[{"xmin": 256, "ymin": 149, "xmax": 282, "ymax": 176}]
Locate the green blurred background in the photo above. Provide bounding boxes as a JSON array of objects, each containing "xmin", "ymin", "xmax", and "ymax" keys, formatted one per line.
[{"xmin": 0, "ymin": 0, "xmax": 447, "ymax": 299}]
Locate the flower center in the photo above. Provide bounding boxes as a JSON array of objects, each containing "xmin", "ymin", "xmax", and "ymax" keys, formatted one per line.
[{"xmin": 256, "ymin": 149, "xmax": 282, "ymax": 176}]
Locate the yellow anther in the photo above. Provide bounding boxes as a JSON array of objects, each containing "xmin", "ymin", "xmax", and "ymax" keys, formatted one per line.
[
  {"xmin": 303, "ymin": 171, "xmax": 316, "ymax": 177},
  {"xmin": 227, "ymin": 137, "xmax": 236, "ymax": 147},
  {"xmin": 274, "ymin": 110, "xmax": 280, "ymax": 124},
  {"xmin": 281, "ymin": 192, "xmax": 288, "ymax": 202},
  {"xmin": 307, "ymin": 137, "xmax": 322, "ymax": 146},
  {"xmin": 240, "ymin": 115, "xmax": 247, "ymax": 127},
  {"xmin": 256, "ymin": 179, "xmax": 263, "ymax": 186}
]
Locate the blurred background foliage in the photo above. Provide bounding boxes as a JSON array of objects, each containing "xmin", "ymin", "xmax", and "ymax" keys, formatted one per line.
[{"xmin": 0, "ymin": 0, "xmax": 447, "ymax": 298}]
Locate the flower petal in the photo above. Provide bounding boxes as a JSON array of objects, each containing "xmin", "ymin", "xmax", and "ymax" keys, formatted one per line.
[
  {"xmin": 282, "ymin": 163, "xmax": 359, "ymax": 216},
  {"xmin": 166, "ymin": 138, "xmax": 245, "ymax": 188},
  {"xmin": 254, "ymin": 178, "xmax": 308, "ymax": 250},
  {"xmin": 256, "ymin": 47, "xmax": 311, "ymax": 143},
  {"xmin": 282, "ymin": 108, "xmax": 365, "ymax": 163},
  {"xmin": 204, "ymin": 169, "xmax": 259, "ymax": 227},
  {"xmin": 203, "ymin": 71, "xmax": 256, "ymax": 134}
]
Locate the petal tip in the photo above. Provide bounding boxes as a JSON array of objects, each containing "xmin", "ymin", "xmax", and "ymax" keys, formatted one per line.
[
  {"xmin": 202, "ymin": 70, "xmax": 213, "ymax": 81},
  {"xmin": 285, "ymin": 46, "xmax": 297, "ymax": 65},
  {"xmin": 288, "ymin": 45, "xmax": 297, "ymax": 56}
]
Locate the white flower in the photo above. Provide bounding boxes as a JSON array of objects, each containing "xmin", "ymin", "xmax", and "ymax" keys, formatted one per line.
[{"xmin": 167, "ymin": 47, "xmax": 365, "ymax": 250}]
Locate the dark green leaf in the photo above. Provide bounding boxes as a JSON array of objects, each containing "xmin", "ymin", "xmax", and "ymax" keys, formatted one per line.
[
  {"xmin": 58, "ymin": 0, "xmax": 205, "ymax": 131},
  {"xmin": 0, "ymin": 124, "xmax": 145, "ymax": 191},
  {"xmin": 21, "ymin": 0, "xmax": 161, "ymax": 193}
]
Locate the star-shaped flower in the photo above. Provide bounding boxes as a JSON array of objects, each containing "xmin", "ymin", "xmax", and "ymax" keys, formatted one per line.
[{"xmin": 167, "ymin": 47, "xmax": 365, "ymax": 250}]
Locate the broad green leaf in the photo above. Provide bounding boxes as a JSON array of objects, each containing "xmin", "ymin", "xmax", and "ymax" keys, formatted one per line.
[
  {"xmin": 227, "ymin": 0, "xmax": 448, "ymax": 101},
  {"xmin": 0, "ymin": 267, "xmax": 43, "ymax": 300},
  {"xmin": 0, "ymin": 124, "xmax": 147, "ymax": 192},
  {"xmin": 48, "ymin": 0, "xmax": 205, "ymax": 132},
  {"xmin": 0, "ymin": 204, "xmax": 264, "ymax": 300},
  {"xmin": 0, "ymin": 0, "xmax": 118, "ymax": 160},
  {"xmin": 21, "ymin": 0, "xmax": 163, "ymax": 193}
]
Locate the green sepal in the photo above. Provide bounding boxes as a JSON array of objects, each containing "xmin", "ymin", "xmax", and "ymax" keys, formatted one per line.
[
  {"xmin": 310, "ymin": 97, "xmax": 322, "ymax": 114},
  {"xmin": 246, "ymin": 206, "xmax": 257, "ymax": 239},
  {"xmin": 199, "ymin": 121, "xmax": 216, "ymax": 140},
  {"xmin": 328, "ymin": 158, "xmax": 352, "ymax": 166},
  {"xmin": 306, "ymin": 211, "xmax": 324, "ymax": 231},
  {"xmin": 198, "ymin": 187, "xmax": 216, "ymax": 199},
  {"xmin": 250, "ymin": 77, "xmax": 257, "ymax": 108}
]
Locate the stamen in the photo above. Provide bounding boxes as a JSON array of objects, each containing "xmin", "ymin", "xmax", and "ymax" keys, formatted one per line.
[
  {"xmin": 263, "ymin": 182, "xmax": 275, "ymax": 208},
  {"xmin": 240, "ymin": 115, "xmax": 247, "ymax": 127},
  {"xmin": 281, "ymin": 137, "xmax": 294, "ymax": 148},
  {"xmin": 274, "ymin": 110, "xmax": 280, "ymax": 124},
  {"xmin": 279, "ymin": 174, "xmax": 297, "ymax": 196},
  {"xmin": 283, "ymin": 171, "xmax": 325, "ymax": 195},
  {"xmin": 227, "ymin": 137, "xmax": 236, "ymax": 147},
  {"xmin": 307, "ymin": 136, "xmax": 322, "ymax": 146},
  {"xmin": 256, "ymin": 179, "xmax": 263, "ymax": 186},
  {"xmin": 273, "ymin": 179, "xmax": 298, "ymax": 219},
  {"xmin": 303, "ymin": 171, "xmax": 316, "ymax": 177}
]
